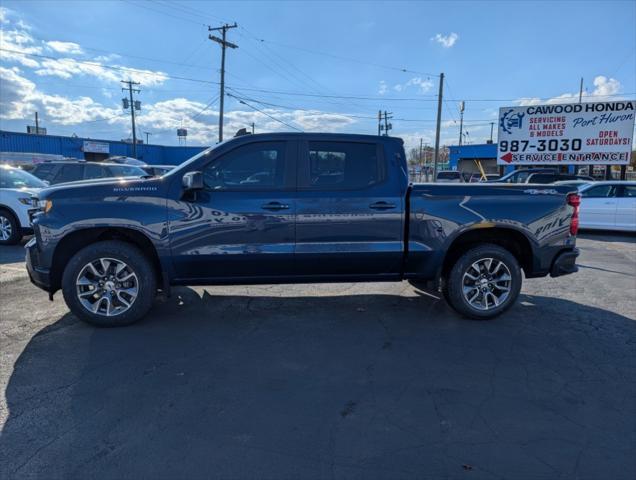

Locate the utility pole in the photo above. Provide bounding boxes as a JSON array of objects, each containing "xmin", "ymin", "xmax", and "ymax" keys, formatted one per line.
[
  {"xmin": 489, "ymin": 122, "xmax": 494, "ymax": 143},
  {"xmin": 144, "ymin": 131, "xmax": 151, "ymax": 144},
  {"xmin": 458, "ymin": 100, "xmax": 465, "ymax": 146},
  {"xmin": 433, "ymin": 72, "xmax": 444, "ymax": 182},
  {"xmin": 380, "ymin": 111, "xmax": 393, "ymax": 136},
  {"xmin": 251, "ymin": 122, "xmax": 255, "ymax": 134},
  {"xmin": 377, "ymin": 110, "xmax": 382, "ymax": 136},
  {"xmin": 418, "ymin": 138, "xmax": 423, "ymax": 181},
  {"xmin": 208, "ymin": 23, "xmax": 238, "ymax": 142},
  {"xmin": 578, "ymin": 77, "xmax": 584, "ymax": 103},
  {"xmin": 121, "ymin": 80, "xmax": 141, "ymax": 158},
  {"xmin": 35, "ymin": 112, "xmax": 39, "ymax": 133}
]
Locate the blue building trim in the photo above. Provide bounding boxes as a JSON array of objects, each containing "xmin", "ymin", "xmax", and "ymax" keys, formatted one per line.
[{"xmin": 0, "ymin": 130, "xmax": 208, "ymax": 165}]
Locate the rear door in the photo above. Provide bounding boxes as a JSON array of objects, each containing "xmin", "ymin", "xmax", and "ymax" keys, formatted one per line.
[
  {"xmin": 295, "ymin": 139, "xmax": 404, "ymax": 278},
  {"xmin": 580, "ymin": 184, "xmax": 618, "ymax": 229},
  {"xmin": 616, "ymin": 184, "xmax": 636, "ymax": 232}
]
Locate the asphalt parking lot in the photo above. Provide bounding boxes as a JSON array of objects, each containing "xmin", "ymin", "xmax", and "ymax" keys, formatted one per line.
[{"xmin": 1, "ymin": 233, "xmax": 635, "ymax": 480}]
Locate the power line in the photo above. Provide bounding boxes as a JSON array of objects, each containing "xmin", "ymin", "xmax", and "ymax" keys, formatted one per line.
[
  {"xmin": 190, "ymin": 95, "xmax": 219, "ymax": 122},
  {"xmin": 227, "ymin": 93, "xmax": 302, "ymax": 131},
  {"xmin": 0, "ymin": 48, "xmax": 217, "ymax": 86},
  {"xmin": 6, "ymin": 47, "xmax": 635, "ymax": 104}
]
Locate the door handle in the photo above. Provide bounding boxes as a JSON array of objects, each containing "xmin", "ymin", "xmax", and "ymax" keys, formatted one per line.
[
  {"xmin": 369, "ymin": 201, "xmax": 396, "ymax": 210},
  {"xmin": 261, "ymin": 202, "xmax": 289, "ymax": 211}
]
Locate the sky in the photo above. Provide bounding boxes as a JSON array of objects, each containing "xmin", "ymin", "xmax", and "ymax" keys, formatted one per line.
[{"xmin": 1, "ymin": 0, "xmax": 635, "ymax": 152}]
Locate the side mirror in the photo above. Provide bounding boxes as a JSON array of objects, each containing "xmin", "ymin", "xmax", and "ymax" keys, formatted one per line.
[{"xmin": 182, "ymin": 171, "xmax": 203, "ymax": 191}]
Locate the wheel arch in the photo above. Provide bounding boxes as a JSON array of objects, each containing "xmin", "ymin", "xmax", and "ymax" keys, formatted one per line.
[
  {"xmin": 440, "ymin": 226, "xmax": 535, "ymax": 279},
  {"xmin": 50, "ymin": 227, "xmax": 164, "ymax": 292},
  {"xmin": 0, "ymin": 204, "xmax": 19, "ymax": 222}
]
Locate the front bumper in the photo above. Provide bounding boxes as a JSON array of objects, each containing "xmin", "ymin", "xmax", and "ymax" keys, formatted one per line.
[
  {"xmin": 550, "ymin": 248, "xmax": 579, "ymax": 277},
  {"xmin": 25, "ymin": 237, "xmax": 52, "ymax": 292}
]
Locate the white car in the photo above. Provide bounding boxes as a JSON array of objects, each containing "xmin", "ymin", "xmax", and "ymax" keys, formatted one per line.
[
  {"xmin": 578, "ymin": 181, "xmax": 636, "ymax": 232},
  {"xmin": 0, "ymin": 165, "xmax": 47, "ymax": 245}
]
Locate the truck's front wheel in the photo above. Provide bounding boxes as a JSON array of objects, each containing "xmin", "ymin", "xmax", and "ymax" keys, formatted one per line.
[
  {"xmin": 445, "ymin": 244, "xmax": 522, "ymax": 320},
  {"xmin": 62, "ymin": 240, "xmax": 157, "ymax": 327}
]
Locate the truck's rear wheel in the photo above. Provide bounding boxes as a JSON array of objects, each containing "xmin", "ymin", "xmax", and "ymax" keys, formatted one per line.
[
  {"xmin": 62, "ymin": 240, "xmax": 157, "ymax": 326},
  {"xmin": 445, "ymin": 244, "xmax": 521, "ymax": 320}
]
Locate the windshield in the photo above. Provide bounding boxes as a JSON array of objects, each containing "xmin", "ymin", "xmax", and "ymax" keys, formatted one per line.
[
  {"xmin": 0, "ymin": 167, "xmax": 47, "ymax": 189},
  {"xmin": 107, "ymin": 165, "xmax": 148, "ymax": 177}
]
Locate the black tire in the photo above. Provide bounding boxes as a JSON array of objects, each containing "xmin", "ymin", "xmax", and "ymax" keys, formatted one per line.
[
  {"xmin": 0, "ymin": 209, "xmax": 21, "ymax": 245},
  {"xmin": 445, "ymin": 243, "xmax": 522, "ymax": 320},
  {"xmin": 62, "ymin": 240, "xmax": 157, "ymax": 327}
]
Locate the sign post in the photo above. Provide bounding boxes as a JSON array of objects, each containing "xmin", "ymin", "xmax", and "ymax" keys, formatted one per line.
[{"xmin": 497, "ymin": 101, "xmax": 634, "ymax": 166}]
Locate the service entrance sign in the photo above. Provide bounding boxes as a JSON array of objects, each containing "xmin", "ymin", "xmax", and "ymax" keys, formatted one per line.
[{"xmin": 497, "ymin": 101, "xmax": 634, "ymax": 165}]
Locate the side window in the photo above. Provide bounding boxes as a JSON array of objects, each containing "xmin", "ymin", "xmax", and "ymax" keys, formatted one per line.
[
  {"xmin": 202, "ymin": 142, "xmax": 287, "ymax": 190},
  {"xmin": 528, "ymin": 174, "xmax": 556, "ymax": 183},
  {"xmin": 84, "ymin": 164, "xmax": 106, "ymax": 179},
  {"xmin": 582, "ymin": 185, "xmax": 617, "ymax": 198},
  {"xmin": 621, "ymin": 186, "xmax": 636, "ymax": 197},
  {"xmin": 53, "ymin": 165, "xmax": 83, "ymax": 183},
  {"xmin": 306, "ymin": 141, "xmax": 381, "ymax": 189},
  {"xmin": 33, "ymin": 164, "xmax": 54, "ymax": 180}
]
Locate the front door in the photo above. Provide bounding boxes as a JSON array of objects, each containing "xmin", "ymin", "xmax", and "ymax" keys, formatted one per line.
[
  {"xmin": 169, "ymin": 140, "xmax": 296, "ymax": 281},
  {"xmin": 294, "ymin": 139, "xmax": 404, "ymax": 278}
]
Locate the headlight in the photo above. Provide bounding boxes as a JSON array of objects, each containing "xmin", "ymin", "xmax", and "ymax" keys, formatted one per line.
[
  {"xmin": 18, "ymin": 197, "xmax": 32, "ymax": 205},
  {"xmin": 37, "ymin": 199, "xmax": 53, "ymax": 213}
]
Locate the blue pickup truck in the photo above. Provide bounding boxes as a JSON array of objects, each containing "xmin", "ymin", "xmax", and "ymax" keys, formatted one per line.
[{"xmin": 26, "ymin": 133, "xmax": 580, "ymax": 326}]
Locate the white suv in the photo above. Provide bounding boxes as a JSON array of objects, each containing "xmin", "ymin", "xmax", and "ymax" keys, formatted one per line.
[{"xmin": 0, "ymin": 165, "xmax": 46, "ymax": 245}]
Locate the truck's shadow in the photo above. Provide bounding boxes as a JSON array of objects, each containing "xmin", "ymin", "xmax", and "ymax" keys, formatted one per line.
[{"xmin": 1, "ymin": 288, "xmax": 635, "ymax": 479}]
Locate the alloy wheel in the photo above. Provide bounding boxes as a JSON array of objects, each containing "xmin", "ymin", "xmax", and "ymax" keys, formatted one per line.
[
  {"xmin": 76, "ymin": 258, "xmax": 139, "ymax": 316},
  {"xmin": 461, "ymin": 257, "xmax": 512, "ymax": 311},
  {"xmin": 0, "ymin": 215, "xmax": 12, "ymax": 241}
]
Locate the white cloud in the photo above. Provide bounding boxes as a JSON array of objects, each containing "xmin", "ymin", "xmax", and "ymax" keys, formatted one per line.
[
  {"xmin": 0, "ymin": 6, "xmax": 9, "ymax": 24},
  {"xmin": 398, "ymin": 77, "xmax": 434, "ymax": 94},
  {"xmin": 0, "ymin": 27, "xmax": 42, "ymax": 67},
  {"xmin": 46, "ymin": 40, "xmax": 83, "ymax": 54},
  {"xmin": 378, "ymin": 80, "xmax": 388, "ymax": 95},
  {"xmin": 431, "ymin": 32, "xmax": 459, "ymax": 48},
  {"xmin": 33, "ymin": 57, "xmax": 168, "ymax": 86},
  {"xmin": 517, "ymin": 75, "xmax": 623, "ymax": 106},
  {"xmin": 0, "ymin": 66, "xmax": 120, "ymax": 125},
  {"xmin": 0, "ymin": 11, "xmax": 167, "ymax": 86}
]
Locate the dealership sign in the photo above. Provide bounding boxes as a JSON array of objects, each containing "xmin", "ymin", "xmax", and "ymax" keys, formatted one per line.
[
  {"xmin": 497, "ymin": 101, "xmax": 634, "ymax": 165},
  {"xmin": 82, "ymin": 141, "xmax": 109, "ymax": 154}
]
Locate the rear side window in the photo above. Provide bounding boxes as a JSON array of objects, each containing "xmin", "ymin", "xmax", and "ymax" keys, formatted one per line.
[
  {"xmin": 528, "ymin": 174, "xmax": 557, "ymax": 183},
  {"xmin": 84, "ymin": 164, "xmax": 107, "ymax": 179},
  {"xmin": 305, "ymin": 141, "xmax": 381, "ymax": 189},
  {"xmin": 53, "ymin": 165, "xmax": 83, "ymax": 183},
  {"xmin": 582, "ymin": 185, "xmax": 617, "ymax": 198},
  {"xmin": 621, "ymin": 186, "xmax": 636, "ymax": 197}
]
